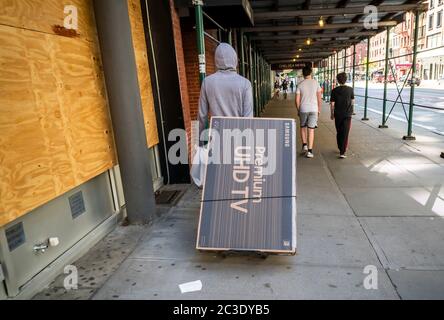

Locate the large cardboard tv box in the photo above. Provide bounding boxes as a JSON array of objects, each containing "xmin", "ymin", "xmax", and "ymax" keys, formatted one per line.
[{"xmin": 196, "ymin": 117, "xmax": 297, "ymax": 255}]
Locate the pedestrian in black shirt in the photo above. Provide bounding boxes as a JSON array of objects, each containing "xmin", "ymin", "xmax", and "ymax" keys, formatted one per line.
[{"xmin": 330, "ymin": 72, "xmax": 354, "ymax": 158}]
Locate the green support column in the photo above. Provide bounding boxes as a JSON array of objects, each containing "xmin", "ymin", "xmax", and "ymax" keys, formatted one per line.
[
  {"xmin": 332, "ymin": 53, "xmax": 335, "ymax": 91},
  {"xmin": 194, "ymin": 0, "xmax": 205, "ymax": 84},
  {"xmin": 252, "ymin": 46, "xmax": 257, "ymax": 115},
  {"xmin": 330, "ymin": 54, "xmax": 333, "ymax": 93},
  {"xmin": 325, "ymin": 58, "xmax": 328, "ymax": 100},
  {"xmin": 260, "ymin": 56, "xmax": 263, "ymax": 109},
  {"xmin": 336, "ymin": 51, "xmax": 339, "ymax": 80},
  {"xmin": 240, "ymin": 30, "xmax": 245, "ymax": 77},
  {"xmin": 323, "ymin": 60, "xmax": 327, "ymax": 100},
  {"xmin": 262, "ymin": 57, "xmax": 265, "ymax": 110},
  {"xmin": 247, "ymin": 38, "xmax": 251, "ymax": 80},
  {"xmin": 330, "ymin": 55, "xmax": 333, "ymax": 98},
  {"xmin": 228, "ymin": 28, "xmax": 232, "ymax": 45},
  {"xmin": 362, "ymin": 36, "xmax": 371, "ymax": 121},
  {"xmin": 380, "ymin": 27, "xmax": 391, "ymax": 129},
  {"xmin": 258, "ymin": 53, "xmax": 262, "ymax": 111},
  {"xmin": 261, "ymin": 55, "xmax": 264, "ymax": 110},
  {"xmin": 326, "ymin": 56, "xmax": 330, "ymax": 101},
  {"xmin": 343, "ymin": 49, "xmax": 346, "ymax": 72},
  {"xmin": 352, "ymin": 44, "xmax": 356, "ymax": 90},
  {"xmin": 257, "ymin": 54, "xmax": 261, "ymax": 111},
  {"xmin": 403, "ymin": 10, "xmax": 420, "ymax": 140}
]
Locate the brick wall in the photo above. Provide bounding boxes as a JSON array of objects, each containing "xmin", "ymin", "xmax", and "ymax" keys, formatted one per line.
[{"xmin": 182, "ymin": 29, "xmax": 217, "ymax": 121}]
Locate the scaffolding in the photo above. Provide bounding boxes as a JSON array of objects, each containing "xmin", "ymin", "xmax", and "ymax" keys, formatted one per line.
[
  {"xmin": 191, "ymin": 1, "xmax": 442, "ymax": 144},
  {"xmin": 320, "ymin": 9, "xmax": 434, "ymax": 141}
]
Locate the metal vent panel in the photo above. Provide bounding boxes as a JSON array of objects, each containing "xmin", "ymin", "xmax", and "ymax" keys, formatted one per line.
[
  {"xmin": 69, "ymin": 191, "xmax": 86, "ymax": 219},
  {"xmin": 5, "ymin": 222, "xmax": 26, "ymax": 252}
]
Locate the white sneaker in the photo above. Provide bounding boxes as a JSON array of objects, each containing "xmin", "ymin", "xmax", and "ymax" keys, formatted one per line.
[
  {"xmin": 301, "ymin": 145, "xmax": 308, "ymax": 154},
  {"xmin": 306, "ymin": 151, "xmax": 314, "ymax": 158},
  {"xmin": 339, "ymin": 154, "xmax": 347, "ymax": 159}
]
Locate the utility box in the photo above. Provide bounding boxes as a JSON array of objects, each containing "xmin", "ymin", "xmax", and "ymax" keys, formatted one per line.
[
  {"xmin": 0, "ymin": 172, "xmax": 117, "ymax": 298},
  {"xmin": 197, "ymin": 117, "xmax": 297, "ymax": 254}
]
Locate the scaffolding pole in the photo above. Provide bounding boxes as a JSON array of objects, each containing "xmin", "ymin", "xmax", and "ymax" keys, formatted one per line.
[
  {"xmin": 240, "ymin": 30, "xmax": 245, "ymax": 77},
  {"xmin": 325, "ymin": 58, "xmax": 328, "ymax": 99},
  {"xmin": 326, "ymin": 57, "xmax": 330, "ymax": 101},
  {"xmin": 252, "ymin": 45, "xmax": 257, "ymax": 114},
  {"xmin": 403, "ymin": 10, "xmax": 420, "ymax": 140},
  {"xmin": 194, "ymin": 0, "xmax": 206, "ymax": 84},
  {"xmin": 328, "ymin": 55, "xmax": 332, "ymax": 101},
  {"xmin": 380, "ymin": 27, "xmax": 391, "ymax": 129},
  {"xmin": 352, "ymin": 44, "xmax": 356, "ymax": 90},
  {"xmin": 362, "ymin": 37, "xmax": 371, "ymax": 121},
  {"xmin": 343, "ymin": 49, "xmax": 346, "ymax": 72},
  {"xmin": 336, "ymin": 51, "xmax": 339, "ymax": 79},
  {"xmin": 228, "ymin": 28, "xmax": 232, "ymax": 45}
]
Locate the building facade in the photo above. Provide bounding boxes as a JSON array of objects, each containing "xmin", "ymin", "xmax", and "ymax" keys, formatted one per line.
[
  {"xmin": 418, "ymin": 0, "xmax": 444, "ymax": 80},
  {"xmin": 390, "ymin": 12, "xmax": 414, "ymax": 78},
  {"xmin": 369, "ymin": 30, "xmax": 387, "ymax": 72},
  {"xmin": 0, "ymin": 0, "xmax": 269, "ymax": 299}
]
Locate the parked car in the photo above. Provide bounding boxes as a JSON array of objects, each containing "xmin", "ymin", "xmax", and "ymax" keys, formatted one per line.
[
  {"xmin": 407, "ymin": 77, "xmax": 421, "ymax": 86},
  {"xmin": 398, "ymin": 75, "xmax": 420, "ymax": 86},
  {"xmin": 373, "ymin": 73, "xmax": 396, "ymax": 83},
  {"xmin": 373, "ymin": 73, "xmax": 384, "ymax": 83},
  {"xmin": 399, "ymin": 75, "xmax": 407, "ymax": 83}
]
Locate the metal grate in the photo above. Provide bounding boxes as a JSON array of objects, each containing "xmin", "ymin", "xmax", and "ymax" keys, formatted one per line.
[
  {"xmin": 5, "ymin": 222, "xmax": 26, "ymax": 252},
  {"xmin": 69, "ymin": 191, "xmax": 86, "ymax": 219},
  {"xmin": 155, "ymin": 190, "xmax": 180, "ymax": 205}
]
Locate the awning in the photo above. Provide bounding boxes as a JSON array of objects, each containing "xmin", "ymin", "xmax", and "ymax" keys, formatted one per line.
[{"xmin": 396, "ymin": 63, "xmax": 412, "ymax": 68}]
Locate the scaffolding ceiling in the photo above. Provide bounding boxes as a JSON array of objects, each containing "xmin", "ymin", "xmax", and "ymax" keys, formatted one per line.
[{"xmin": 246, "ymin": 0, "xmax": 427, "ymax": 64}]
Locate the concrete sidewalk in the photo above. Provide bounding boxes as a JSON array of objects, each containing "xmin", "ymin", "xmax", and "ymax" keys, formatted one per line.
[{"xmin": 34, "ymin": 94, "xmax": 444, "ymax": 300}]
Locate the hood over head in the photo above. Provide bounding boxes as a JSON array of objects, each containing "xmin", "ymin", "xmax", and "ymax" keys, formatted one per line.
[{"xmin": 215, "ymin": 43, "xmax": 238, "ymax": 71}]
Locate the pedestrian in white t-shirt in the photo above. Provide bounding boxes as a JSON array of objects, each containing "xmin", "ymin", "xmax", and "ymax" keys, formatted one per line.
[{"xmin": 295, "ymin": 66, "xmax": 322, "ymax": 158}]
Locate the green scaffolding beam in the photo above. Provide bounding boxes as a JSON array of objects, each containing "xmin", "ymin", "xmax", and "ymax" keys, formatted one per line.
[
  {"xmin": 403, "ymin": 10, "xmax": 420, "ymax": 141},
  {"xmin": 193, "ymin": 0, "xmax": 206, "ymax": 84},
  {"xmin": 379, "ymin": 26, "xmax": 391, "ymax": 129},
  {"xmin": 362, "ymin": 36, "xmax": 371, "ymax": 121}
]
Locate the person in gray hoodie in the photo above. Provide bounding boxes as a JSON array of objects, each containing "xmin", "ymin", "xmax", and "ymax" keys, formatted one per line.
[{"xmin": 198, "ymin": 43, "xmax": 254, "ymax": 135}]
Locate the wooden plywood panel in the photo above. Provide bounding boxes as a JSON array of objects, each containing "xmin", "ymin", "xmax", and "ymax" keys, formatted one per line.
[
  {"xmin": 0, "ymin": 0, "xmax": 98, "ymax": 41},
  {"xmin": 0, "ymin": 24, "xmax": 116, "ymax": 226},
  {"xmin": 128, "ymin": 0, "xmax": 159, "ymax": 148}
]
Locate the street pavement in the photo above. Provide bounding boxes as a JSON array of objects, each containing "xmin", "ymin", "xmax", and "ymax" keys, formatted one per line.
[{"xmin": 33, "ymin": 93, "xmax": 444, "ymax": 300}]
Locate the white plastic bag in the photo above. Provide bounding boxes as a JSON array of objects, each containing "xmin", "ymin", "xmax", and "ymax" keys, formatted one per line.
[{"xmin": 190, "ymin": 145, "xmax": 209, "ymax": 187}]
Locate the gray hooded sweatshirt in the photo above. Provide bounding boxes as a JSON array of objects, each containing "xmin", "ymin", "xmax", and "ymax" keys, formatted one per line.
[{"xmin": 198, "ymin": 43, "xmax": 253, "ymax": 133}]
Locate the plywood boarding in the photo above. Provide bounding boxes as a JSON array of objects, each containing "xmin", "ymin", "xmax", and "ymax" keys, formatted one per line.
[
  {"xmin": 0, "ymin": 0, "xmax": 98, "ymax": 41},
  {"xmin": 128, "ymin": 0, "xmax": 159, "ymax": 148},
  {"xmin": 0, "ymin": 1, "xmax": 116, "ymax": 226}
]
